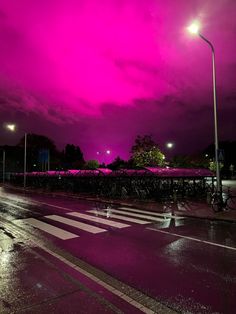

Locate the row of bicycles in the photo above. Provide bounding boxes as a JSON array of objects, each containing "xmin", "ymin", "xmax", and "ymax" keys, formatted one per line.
[{"xmin": 210, "ymin": 186, "xmax": 236, "ymax": 212}]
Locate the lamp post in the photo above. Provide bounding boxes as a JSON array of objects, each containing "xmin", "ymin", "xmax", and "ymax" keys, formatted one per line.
[
  {"xmin": 23, "ymin": 132, "xmax": 27, "ymax": 189},
  {"xmin": 2, "ymin": 150, "xmax": 5, "ymax": 184},
  {"xmin": 5, "ymin": 124, "xmax": 27, "ymax": 189},
  {"xmin": 188, "ymin": 22, "xmax": 221, "ymax": 196}
]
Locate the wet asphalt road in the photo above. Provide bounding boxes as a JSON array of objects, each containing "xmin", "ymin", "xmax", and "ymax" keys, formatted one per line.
[{"xmin": 0, "ymin": 187, "xmax": 236, "ymax": 313}]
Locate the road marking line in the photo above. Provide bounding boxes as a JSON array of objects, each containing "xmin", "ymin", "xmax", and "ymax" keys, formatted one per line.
[
  {"xmin": 88, "ymin": 210, "xmax": 150, "ymax": 224},
  {"xmin": 94, "ymin": 208, "xmax": 166, "ymax": 222},
  {"xmin": 67, "ymin": 212, "xmax": 130, "ymax": 228},
  {"xmin": 148, "ymin": 227, "xmax": 236, "ymax": 251},
  {"xmin": 23, "ymin": 218, "xmax": 78, "ymax": 240},
  {"xmin": 45, "ymin": 215, "xmax": 107, "ymax": 234},
  {"xmin": 119, "ymin": 206, "xmax": 184, "ymax": 219},
  {"xmin": 5, "ymin": 211, "xmax": 174, "ymax": 314},
  {"xmin": 36, "ymin": 245, "xmax": 156, "ymax": 314}
]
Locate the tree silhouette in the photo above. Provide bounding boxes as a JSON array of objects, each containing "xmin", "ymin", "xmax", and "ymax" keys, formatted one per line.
[
  {"xmin": 107, "ymin": 156, "xmax": 127, "ymax": 170},
  {"xmin": 17, "ymin": 133, "xmax": 59, "ymax": 171},
  {"xmin": 63, "ymin": 144, "xmax": 85, "ymax": 169},
  {"xmin": 131, "ymin": 135, "xmax": 165, "ymax": 167}
]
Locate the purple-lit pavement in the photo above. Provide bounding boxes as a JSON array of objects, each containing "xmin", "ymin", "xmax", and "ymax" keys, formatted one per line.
[{"xmin": 0, "ymin": 187, "xmax": 236, "ymax": 313}]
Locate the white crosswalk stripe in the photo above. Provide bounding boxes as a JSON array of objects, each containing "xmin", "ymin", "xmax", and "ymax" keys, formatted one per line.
[
  {"xmin": 21, "ymin": 205, "xmax": 175, "ymax": 241},
  {"xmin": 23, "ymin": 218, "xmax": 78, "ymax": 240},
  {"xmin": 67, "ymin": 212, "xmax": 130, "ymax": 228},
  {"xmin": 89, "ymin": 208, "xmax": 166, "ymax": 222},
  {"xmin": 118, "ymin": 207, "xmax": 184, "ymax": 219},
  {"xmin": 88, "ymin": 210, "xmax": 150, "ymax": 224},
  {"xmin": 45, "ymin": 215, "xmax": 107, "ymax": 234}
]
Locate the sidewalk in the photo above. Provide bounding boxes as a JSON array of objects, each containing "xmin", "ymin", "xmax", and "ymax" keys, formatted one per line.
[
  {"xmin": 2, "ymin": 182, "xmax": 236, "ymax": 224},
  {"xmin": 0, "ymin": 225, "xmax": 140, "ymax": 314}
]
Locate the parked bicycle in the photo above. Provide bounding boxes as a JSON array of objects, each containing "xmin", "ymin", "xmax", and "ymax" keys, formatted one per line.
[{"xmin": 211, "ymin": 187, "xmax": 236, "ymax": 212}]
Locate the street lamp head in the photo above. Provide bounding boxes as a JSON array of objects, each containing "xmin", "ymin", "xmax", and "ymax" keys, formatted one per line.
[
  {"xmin": 187, "ymin": 22, "xmax": 200, "ymax": 35},
  {"xmin": 106, "ymin": 150, "xmax": 111, "ymax": 155},
  {"xmin": 166, "ymin": 142, "xmax": 174, "ymax": 149},
  {"xmin": 6, "ymin": 124, "xmax": 16, "ymax": 132}
]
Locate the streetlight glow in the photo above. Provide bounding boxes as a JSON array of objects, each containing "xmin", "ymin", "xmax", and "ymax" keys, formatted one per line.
[
  {"xmin": 166, "ymin": 142, "xmax": 174, "ymax": 149},
  {"xmin": 106, "ymin": 150, "xmax": 111, "ymax": 155},
  {"xmin": 187, "ymin": 22, "xmax": 200, "ymax": 35},
  {"xmin": 6, "ymin": 124, "xmax": 16, "ymax": 132}
]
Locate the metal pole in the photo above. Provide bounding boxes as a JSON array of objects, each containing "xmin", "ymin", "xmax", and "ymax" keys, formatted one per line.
[
  {"xmin": 48, "ymin": 150, "xmax": 50, "ymax": 171},
  {"xmin": 199, "ymin": 34, "xmax": 221, "ymax": 195},
  {"xmin": 212, "ymin": 50, "xmax": 221, "ymax": 194},
  {"xmin": 3, "ymin": 150, "xmax": 5, "ymax": 184},
  {"xmin": 24, "ymin": 133, "xmax": 27, "ymax": 189}
]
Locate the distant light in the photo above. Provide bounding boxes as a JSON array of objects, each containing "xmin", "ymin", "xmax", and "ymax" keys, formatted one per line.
[
  {"xmin": 97, "ymin": 150, "xmax": 111, "ymax": 155},
  {"xmin": 162, "ymin": 155, "xmax": 166, "ymax": 160},
  {"xmin": 205, "ymin": 154, "xmax": 208, "ymax": 157},
  {"xmin": 166, "ymin": 142, "xmax": 174, "ymax": 149},
  {"xmin": 187, "ymin": 22, "xmax": 200, "ymax": 35},
  {"xmin": 6, "ymin": 124, "xmax": 16, "ymax": 132}
]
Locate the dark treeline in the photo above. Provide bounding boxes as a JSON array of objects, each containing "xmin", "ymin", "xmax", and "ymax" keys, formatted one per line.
[
  {"xmin": 1, "ymin": 134, "xmax": 85, "ymax": 172},
  {"xmin": 0, "ymin": 134, "xmax": 235, "ymax": 178}
]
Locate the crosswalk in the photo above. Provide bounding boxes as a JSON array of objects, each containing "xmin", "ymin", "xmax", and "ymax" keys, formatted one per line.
[
  {"xmin": 20, "ymin": 206, "xmax": 184, "ymax": 240},
  {"xmin": 23, "ymin": 218, "xmax": 78, "ymax": 240},
  {"xmin": 118, "ymin": 207, "xmax": 184, "ymax": 219},
  {"xmin": 89, "ymin": 208, "xmax": 166, "ymax": 222},
  {"xmin": 45, "ymin": 215, "xmax": 107, "ymax": 234},
  {"xmin": 67, "ymin": 212, "xmax": 130, "ymax": 228},
  {"xmin": 88, "ymin": 210, "xmax": 150, "ymax": 224}
]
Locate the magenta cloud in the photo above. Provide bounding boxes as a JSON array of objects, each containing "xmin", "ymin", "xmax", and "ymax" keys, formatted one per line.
[
  {"xmin": 0, "ymin": 0, "xmax": 235, "ymax": 161},
  {"xmin": 0, "ymin": 0, "xmax": 235, "ymax": 120}
]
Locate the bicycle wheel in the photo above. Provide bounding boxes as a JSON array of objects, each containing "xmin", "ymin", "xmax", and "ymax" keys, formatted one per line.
[
  {"xmin": 226, "ymin": 196, "xmax": 236, "ymax": 210},
  {"xmin": 211, "ymin": 194, "xmax": 223, "ymax": 212}
]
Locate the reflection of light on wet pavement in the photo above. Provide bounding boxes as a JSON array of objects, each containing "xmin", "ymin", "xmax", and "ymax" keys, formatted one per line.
[
  {"xmin": 1, "ymin": 251, "xmax": 11, "ymax": 264},
  {"xmin": 165, "ymin": 238, "xmax": 188, "ymax": 255},
  {"xmin": 106, "ymin": 206, "xmax": 112, "ymax": 218},
  {"xmin": 0, "ymin": 191, "xmax": 34, "ymax": 206}
]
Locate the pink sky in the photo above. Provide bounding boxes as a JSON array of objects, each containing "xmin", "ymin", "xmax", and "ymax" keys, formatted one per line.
[{"xmin": 0, "ymin": 0, "xmax": 235, "ymax": 162}]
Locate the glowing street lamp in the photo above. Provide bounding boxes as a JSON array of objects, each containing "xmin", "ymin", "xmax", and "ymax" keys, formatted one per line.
[
  {"xmin": 187, "ymin": 21, "xmax": 222, "ymax": 196},
  {"xmin": 187, "ymin": 21, "xmax": 200, "ymax": 35},
  {"xmin": 96, "ymin": 149, "xmax": 111, "ymax": 165},
  {"xmin": 166, "ymin": 142, "xmax": 174, "ymax": 149},
  {"xmin": 5, "ymin": 124, "xmax": 27, "ymax": 189},
  {"xmin": 6, "ymin": 124, "xmax": 16, "ymax": 132},
  {"xmin": 97, "ymin": 150, "xmax": 111, "ymax": 155}
]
